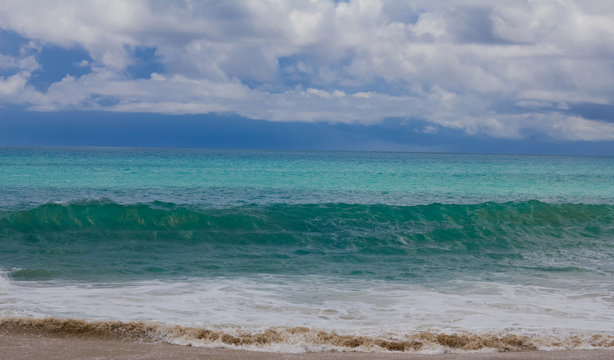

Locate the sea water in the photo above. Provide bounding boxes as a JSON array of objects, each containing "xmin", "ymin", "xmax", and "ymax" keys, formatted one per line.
[{"xmin": 1, "ymin": 147, "xmax": 613, "ymax": 352}]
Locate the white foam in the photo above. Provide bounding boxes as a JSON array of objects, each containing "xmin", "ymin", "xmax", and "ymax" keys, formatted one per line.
[
  {"xmin": 0, "ymin": 269, "xmax": 11, "ymax": 291},
  {"xmin": 1, "ymin": 275, "xmax": 613, "ymax": 351}
]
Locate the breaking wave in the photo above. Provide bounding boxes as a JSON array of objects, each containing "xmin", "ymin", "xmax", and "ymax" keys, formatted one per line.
[{"xmin": 2, "ymin": 199, "xmax": 613, "ymax": 281}]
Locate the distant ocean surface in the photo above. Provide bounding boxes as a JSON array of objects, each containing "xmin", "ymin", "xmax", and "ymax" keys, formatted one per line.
[{"xmin": 1, "ymin": 147, "xmax": 614, "ymax": 353}]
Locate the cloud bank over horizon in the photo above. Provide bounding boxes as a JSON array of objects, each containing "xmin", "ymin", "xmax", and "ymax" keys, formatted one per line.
[{"xmin": 1, "ymin": 0, "xmax": 614, "ymax": 144}]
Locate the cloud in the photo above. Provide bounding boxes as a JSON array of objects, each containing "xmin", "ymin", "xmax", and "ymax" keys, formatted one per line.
[
  {"xmin": 0, "ymin": 43, "xmax": 41, "ymax": 102},
  {"xmin": 0, "ymin": 0, "xmax": 614, "ymax": 141},
  {"xmin": 0, "ymin": 72, "xmax": 27, "ymax": 96}
]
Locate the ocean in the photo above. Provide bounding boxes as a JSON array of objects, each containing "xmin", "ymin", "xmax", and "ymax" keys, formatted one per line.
[{"xmin": 1, "ymin": 147, "xmax": 613, "ymax": 353}]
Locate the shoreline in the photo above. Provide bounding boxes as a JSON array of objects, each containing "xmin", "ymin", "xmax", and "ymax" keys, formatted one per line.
[
  {"xmin": 2, "ymin": 333, "xmax": 614, "ymax": 360},
  {"xmin": 4, "ymin": 317, "xmax": 614, "ymax": 353},
  {"xmin": 1, "ymin": 318, "xmax": 614, "ymax": 360}
]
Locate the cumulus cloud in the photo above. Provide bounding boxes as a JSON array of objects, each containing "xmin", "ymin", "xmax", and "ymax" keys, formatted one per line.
[
  {"xmin": 0, "ymin": 0, "xmax": 614, "ymax": 141},
  {"xmin": 0, "ymin": 43, "xmax": 41, "ymax": 103}
]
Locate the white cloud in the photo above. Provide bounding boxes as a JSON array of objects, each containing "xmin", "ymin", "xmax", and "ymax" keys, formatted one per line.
[
  {"xmin": 0, "ymin": 0, "xmax": 614, "ymax": 141},
  {"xmin": 0, "ymin": 44, "xmax": 41, "ymax": 102},
  {"xmin": 305, "ymin": 88, "xmax": 346, "ymax": 99},
  {"xmin": 0, "ymin": 73, "xmax": 27, "ymax": 96},
  {"xmin": 0, "ymin": 54, "xmax": 18, "ymax": 69},
  {"xmin": 0, "ymin": 53, "xmax": 39, "ymax": 72}
]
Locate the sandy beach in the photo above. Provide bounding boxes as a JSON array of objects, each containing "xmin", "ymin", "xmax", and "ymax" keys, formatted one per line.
[{"xmin": 2, "ymin": 333, "xmax": 614, "ymax": 360}]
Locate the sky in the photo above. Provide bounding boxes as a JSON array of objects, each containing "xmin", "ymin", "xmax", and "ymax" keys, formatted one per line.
[{"xmin": 1, "ymin": 0, "xmax": 614, "ymax": 154}]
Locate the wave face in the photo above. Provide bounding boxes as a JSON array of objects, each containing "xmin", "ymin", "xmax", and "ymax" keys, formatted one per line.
[{"xmin": 1, "ymin": 200, "xmax": 613, "ymax": 283}]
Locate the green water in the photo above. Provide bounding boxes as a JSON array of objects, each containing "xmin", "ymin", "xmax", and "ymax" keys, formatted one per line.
[{"xmin": 0, "ymin": 199, "xmax": 613, "ymax": 286}]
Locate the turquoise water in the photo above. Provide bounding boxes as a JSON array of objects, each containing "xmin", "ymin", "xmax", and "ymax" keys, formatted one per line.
[
  {"xmin": 2, "ymin": 147, "xmax": 613, "ymax": 209},
  {"xmin": 1, "ymin": 147, "xmax": 614, "ymax": 351}
]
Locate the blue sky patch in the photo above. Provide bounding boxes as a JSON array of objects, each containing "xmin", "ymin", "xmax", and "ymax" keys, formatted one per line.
[
  {"xmin": 28, "ymin": 45, "xmax": 92, "ymax": 91},
  {"xmin": 0, "ymin": 29, "xmax": 27, "ymax": 57},
  {"xmin": 125, "ymin": 46, "xmax": 165, "ymax": 80}
]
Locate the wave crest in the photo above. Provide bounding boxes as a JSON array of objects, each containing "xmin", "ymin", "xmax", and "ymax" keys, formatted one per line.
[{"xmin": 3, "ymin": 199, "xmax": 613, "ymax": 243}]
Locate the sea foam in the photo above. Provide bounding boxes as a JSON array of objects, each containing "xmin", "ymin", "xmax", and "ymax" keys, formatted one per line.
[{"xmin": 1, "ymin": 276, "xmax": 613, "ymax": 353}]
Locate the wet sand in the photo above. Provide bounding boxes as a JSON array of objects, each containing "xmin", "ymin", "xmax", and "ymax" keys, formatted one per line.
[{"xmin": 2, "ymin": 333, "xmax": 614, "ymax": 360}]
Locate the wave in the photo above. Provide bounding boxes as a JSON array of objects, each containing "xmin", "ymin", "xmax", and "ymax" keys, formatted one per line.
[
  {"xmin": 2, "ymin": 199, "xmax": 613, "ymax": 281},
  {"xmin": 2, "ymin": 317, "xmax": 613, "ymax": 353},
  {"xmin": 2, "ymin": 199, "xmax": 613, "ymax": 242}
]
